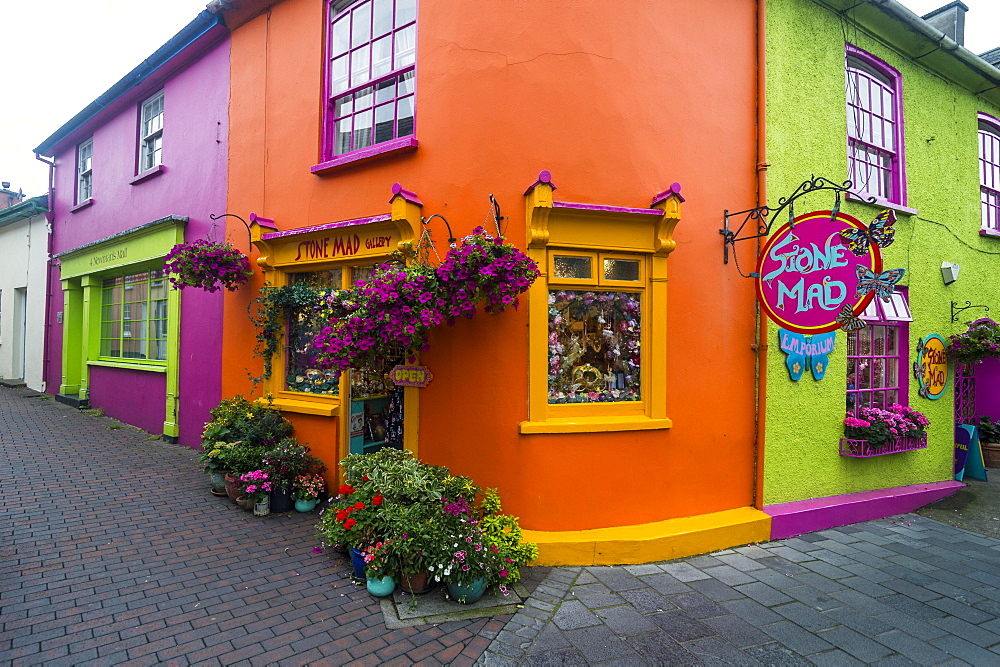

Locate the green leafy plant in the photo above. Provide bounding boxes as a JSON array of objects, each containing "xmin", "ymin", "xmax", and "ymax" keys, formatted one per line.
[
  {"xmin": 976, "ymin": 416, "xmax": 1000, "ymax": 443},
  {"xmin": 946, "ymin": 318, "xmax": 1000, "ymax": 366},
  {"xmin": 202, "ymin": 395, "xmax": 293, "ymax": 450},
  {"xmin": 262, "ymin": 437, "xmax": 327, "ymax": 490},
  {"xmin": 248, "ymin": 282, "xmax": 326, "ymax": 382}
]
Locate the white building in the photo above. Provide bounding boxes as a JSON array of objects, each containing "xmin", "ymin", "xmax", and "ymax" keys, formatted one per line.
[{"xmin": 0, "ymin": 191, "xmax": 50, "ymax": 391}]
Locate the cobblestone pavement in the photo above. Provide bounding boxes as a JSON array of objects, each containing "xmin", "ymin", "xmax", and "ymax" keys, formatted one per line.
[{"xmin": 4, "ymin": 385, "xmax": 1000, "ymax": 665}]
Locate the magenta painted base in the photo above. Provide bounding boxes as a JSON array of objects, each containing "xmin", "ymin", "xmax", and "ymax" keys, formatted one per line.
[{"xmin": 764, "ymin": 481, "xmax": 965, "ymax": 540}]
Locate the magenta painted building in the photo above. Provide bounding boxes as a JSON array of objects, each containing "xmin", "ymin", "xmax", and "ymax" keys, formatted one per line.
[{"xmin": 33, "ymin": 10, "xmax": 230, "ymax": 446}]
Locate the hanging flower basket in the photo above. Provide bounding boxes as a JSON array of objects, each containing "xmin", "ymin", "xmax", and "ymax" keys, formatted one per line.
[
  {"xmin": 163, "ymin": 239, "xmax": 253, "ymax": 292},
  {"xmin": 946, "ymin": 318, "xmax": 1000, "ymax": 366}
]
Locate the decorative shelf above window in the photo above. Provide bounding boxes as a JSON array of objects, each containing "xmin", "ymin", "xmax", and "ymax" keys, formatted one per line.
[{"xmin": 839, "ymin": 435, "xmax": 927, "ymax": 458}]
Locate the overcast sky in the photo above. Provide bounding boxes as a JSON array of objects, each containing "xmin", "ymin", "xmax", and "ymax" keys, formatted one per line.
[{"xmin": 1, "ymin": 0, "xmax": 997, "ymax": 199}]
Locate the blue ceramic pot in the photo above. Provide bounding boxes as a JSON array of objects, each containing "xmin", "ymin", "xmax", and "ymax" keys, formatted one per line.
[
  {"xmin": 366, "ymin": 575, "xmax": 396, "ymax": 597},
  {"xmin": 447, "ymin": 578, "xmax": 488, "ymax": 604},
  {"xmin": 294, "ymin": 498, "xmax": 319, "ymax": 512},
  {"xmin": 349, "ymin": 547, "xmax": 367, "ymax": 580}
]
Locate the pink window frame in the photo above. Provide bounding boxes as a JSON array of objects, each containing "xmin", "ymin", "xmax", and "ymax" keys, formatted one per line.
[
  {"xmin": 319, "ymin": 0, "xmax": 417, "ymax": 166},
  {"xmin": 846, "ymin": 289, "xmax": 910, "ymax": 416},
  {"xmin": 979, "ymin": 112, "xmax": 1000, "ymax": 235},
  {"xmin": 845, "ymin": 45, "xmax": 907, "ymax": 206}
]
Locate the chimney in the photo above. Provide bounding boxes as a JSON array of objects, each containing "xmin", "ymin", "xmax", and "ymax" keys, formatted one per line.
[
  {"xmin": 0, "ymin": 182, "xmax": 25, "ymax": 210},
  {"xmin": 922, "ymin": 1, "xmax": 969, "ymax": 47}
]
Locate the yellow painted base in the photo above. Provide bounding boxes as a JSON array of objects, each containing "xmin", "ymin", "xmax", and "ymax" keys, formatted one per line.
[{"xmin": 522, "ymin": 507, "xmax": 772, "ymax": 566}]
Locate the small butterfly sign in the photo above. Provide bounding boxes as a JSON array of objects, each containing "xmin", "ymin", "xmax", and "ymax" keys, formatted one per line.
[{"xmin": 778, "ymin": 328, "xmax": 836, "ymax": 381}]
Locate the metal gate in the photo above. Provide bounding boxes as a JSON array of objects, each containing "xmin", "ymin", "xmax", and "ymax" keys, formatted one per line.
[{"xmin": 954, "ymin": 363, "xmax": 976, "ymax": 427}]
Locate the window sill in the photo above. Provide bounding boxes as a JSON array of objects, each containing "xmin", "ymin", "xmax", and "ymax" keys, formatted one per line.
[
  {"xmin": 259, "ymin": 396, "xmax": 340, "ymax": 417},
  {"xmin": 519, "ymin": 416, "xmax": 673, "ymax": 434},
  {"xmin": 88, "ymin": 360, "xmax": 167, "ymax": 373},
  {"xmin": 980, "ymin": 229, "xmax": 1000, "ymax": 239},
  {"xmin": 130, "ymin": 164, "xmax": 166, "ymax": 185},
  {"xmin": 311, "ymin": 137, "xmax": 418, "ymax": 174},
  {"xmin": 71, "ymin": 198, "xmax": 94, "ymax": 213},
  {"xmin": 846, "ymin": 193, "xmax": 917, "ymax": 216}
]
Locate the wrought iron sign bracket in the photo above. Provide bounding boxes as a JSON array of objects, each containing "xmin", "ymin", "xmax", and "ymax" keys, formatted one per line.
[
  {"xmin": 209, "ymin": 212, "xmax": 253, "ymax": 246},
  {"xmin": 951, "ymin": 300, "xmax": 991, "ymax": 323},
  {"xmin": 719, "ymin": 175, "xmax": 875, "ymax": 267}
]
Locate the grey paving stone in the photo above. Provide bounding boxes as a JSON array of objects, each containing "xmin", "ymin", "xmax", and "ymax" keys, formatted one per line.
[
  {"xmin": 702, "ymin": 565, "xmax": 756, "ymax": 587},
  {"xmin": 973, "ymin": 599, "xmax": 1000, "ymax": 618},
  {"xmin": 594, "ymin": 605, "xmax": 658, "ymax": 637},
  {"xmin": 525, "ymin": 625, "xmax": 573, "ymax": 654},
  {"xmin": 715, "ymin": 554, "xmax": 767, "ymax": 572},
  {"xmin": 772, "ymin": 601, "xmax": 840, "ymax": 632},
  {"xmin": 932, "ymin": 635, "xmax": 1000, "ymax": 664},
  {"xmin": 974, "ymin": 586, "xmax": 1000, "ymax": 603},
  {"xmin": 760, "ymin": 620, "xmax": 834, "ymax": 656},
  {"xmin": 931, "ymin": 615, "xmax": 1000, "ymax": 647},
  {"xmin": 869, "ymin": 655, "xmax": 921, "ymax": 667},
  {"xmin": 829, "ymin": 588, "xmax": 895, "ymax": 616},
  {"xmin": 811, "ymin": 549, "xmax": 857, "ymax": 567},
  {"xmin": 783, "ymin": 585, "xmax": 843, "ymax": 611},
  {"xmin": 927, "ymin": 597, "xmax": 994, "ymax": 624},
  {"xmin": 840, "ymin": 575, "xmax": 894, "ymax": 598},
  {"xmin": 734, "ymin": 544, "xmax": 772, "ymax": 560},
  {"xmin": 765, "ymin": 546, "xmax": 816, "ymax": 563},
  {"xmin": 756, "ymin": 556, "xmax": 811, "ymax": 576},
  {"xmin": 687, "ymin": 577, "xmax": 744, "ymax": 603},
  {"xmin": 749, "ymin": 567, "xmax": 802, "ymax": 590},
  {"xmin": 885, "ymin": 554, "xmax": 941, "ymax": 574},
  {"xmin": 967, "ymin": 570, "xmax": 1000, "ymax": 588},
  {"xmin": 744, "ymin": 641, "xmax": 812, "ymax": 666},
  {"xmin": 791, "ymin": 533, "xmax": 827, "ymax": 545},
  {"xmin": 841, "ymin": 563, "xmax": 896, "ymax": 584},
  {"xmin": 647, "ymin": 610, "xmax": 717, "ymax": 643},
  {"xmin": 808, "ymin": 649, "xmax": 866, "ymax": 666},
  {"xmin": 800, "ymin": 560, "xmax": 853, "ymax": 580},
  {"xmin": 733, "ymin": 582, "xmax": 794, "ymax": 607},
  {"xmin": 815, "ymin": 625, "xmax": 894, "ymax": 662},
  {"xmin": 854, "ymin": 541, "xmax": 899, "ymax": 558},
  {"xmin": 684, "ymin": 555, "xmax": 722, "ymax": 569},
  {"xmin": 703, "ymin": 614, "xmax": 772, "ymax": 648},
  {"xmin": 523, "ymin": 647, "xmax": 587, "ymax": 665},
  {"xmin": 621, "ymin": 564, "xmax": 660, "ymax": 577},
  {"xmin": 657, "ymin": 562, "xmax": 711, "ymax": 583},
  {"xmin": 684, "ymin": 635, "xmax": 755, "ymax": 664},
  {"xmin": 882, "ymin": 578, "xmax": 944, "ymax": 603},
  {"xmin": 570, "ymin": 583, "xmax": 627, "ymax": 610},
  {"xmin": 618, "ymin": 587, "xmax": 678, "ymax": 615},
  {"xmin": 574, "ymin": 570, "xmax": 600, "ymax": 585},
  {"xmin": 817, "ymin": 529, "xmax": 864, "ymax": 544},
  {"xmin": 562, "ymin": 624, "xmax": 642, "ymax": 664},
  {"xmin": 551, "ymin": 599, "xmax": 602, "ymax": 631},
  {"xmin": 795, "ymin": 572, "xmax": 847, "ymax": 594},
  {"xmin": 709, "ymin": 549, "xmax": 737, "ymax": 556},
  {"xmin": 925, "ymin": 581, "xmax": 986, "ymax": 605},
  {"xmin": 586, "ymin": 567, "xmax": 650, "ymax": 593},
  {"xmin": 623, "ymin": 631, "xmax": 699, "ymax": 665},
  {"xmin": 640, "ymin": 573, "xmax": 693, "ymax": 596},
  {"xmin": 880, "ymin": 595, "xmax": 949, "ymax": 623},
  {"xmin": 669, "ymin": 592, "xmax": 728, "ymax": 620},
  {"xmin": 721, "ymin": 598, "xmax": 784, "ymax": 627},
  {"xmin": 875, "ymin": 629, "xmax": 954, "ymax": 665},
  {"xmin": 481, "ymin": 649, "xmax": 521, "ymax": 666},
  {"xmin": 823, "ymin": 605, "xmax": 893, "ymax": 637}
]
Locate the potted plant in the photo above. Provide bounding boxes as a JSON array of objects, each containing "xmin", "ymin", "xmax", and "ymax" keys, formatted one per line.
[
  {"xmin": 975, "ymin": 416, "xmax": 1000, "ymax": 468},
  {"xmin": 198, "ymin": 433, "xmax": 234, "ymax": 496},
  {"xmin": 362, "ymin": 540, "xmax": 396, "ymax": 597},
  {"xmin": 238, "ymin": 469, "xmax": 272, "ymax": 516},
  {"xmin": 263, "ymin": 438, "xmax": 327, "ymax": 512},
  {"xmin": 842, "ymin": 404, "xmax": 930, "ymax": 456},
  {"xmin": 292, "ymin": 473, "xmax": 326, "ymax": 512},
  {"xmin": 164, "ymin": 238, "xmax": 253, "ymax": 292},
  {"xmin": 946, "ymin": 318, "xmax": 1000, "ymax": 367}
]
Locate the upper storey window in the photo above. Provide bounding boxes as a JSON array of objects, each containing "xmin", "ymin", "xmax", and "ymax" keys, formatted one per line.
[
  {"xmin": 325, "ymin": 0, "xmax": 416, "ymax": 160},
  {"xmin": 980, "ymin": 114, "xmax": 1000, "ymax": 234},
  {"xmin": 77, "ymin": 138, "xmax": 93, "ymax": 203},
  {"xmin": 846, "ymin": 47, "xmax": 906, "ymax": 206},
  {"xmin": 139, "ymin": 91, "xmax": 164, "ymax": 173}
]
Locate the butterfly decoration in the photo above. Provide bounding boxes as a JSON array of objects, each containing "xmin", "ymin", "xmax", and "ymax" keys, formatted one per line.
[
  {"xmin": 835, "ymin": 303, "xmax": 866, "ymax": 332},
  {"xmin": 913, "ymin": 359, "xmax": 927, "ymax": 381},
  {"xmin": 839, "ymin": 209, "xmax": 897, "ymax": 256},
  {"xmin": 855, "ymin": 265, "xmax": 906, "ymax": 301},
  {"xmin": 778, "ymin": 329, "xmax": 837, "ymax": 381}
]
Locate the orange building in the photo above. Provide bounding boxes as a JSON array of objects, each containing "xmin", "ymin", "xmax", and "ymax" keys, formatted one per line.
[{"xmin": 219, "ymin": 0, "xmax": 768, "ymax": 564}]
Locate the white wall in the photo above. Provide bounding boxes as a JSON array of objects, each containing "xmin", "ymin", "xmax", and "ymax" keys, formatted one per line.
[{"xmin": 0, "ymin": 210, "xmax": 49, "ymax": 391}]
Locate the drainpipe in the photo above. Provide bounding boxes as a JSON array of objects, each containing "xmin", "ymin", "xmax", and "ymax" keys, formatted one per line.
[
  {"xmin": 752, "ymin": 0, "xmax": 769, "ymax": 511},
  {"xmin": 35, "ymin": 153, "xmax": 56, "ymax": 394}
]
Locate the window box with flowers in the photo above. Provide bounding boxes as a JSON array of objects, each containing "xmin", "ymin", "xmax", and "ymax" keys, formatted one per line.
[{"xmin": 840, "ymin": 404, "xmax": 930, "ymax": 457}]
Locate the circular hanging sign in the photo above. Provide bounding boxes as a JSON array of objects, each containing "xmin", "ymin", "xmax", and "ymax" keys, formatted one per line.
[
  {"xmin": 756, "ymin": 210, "xmax": 881, "ymax": 334},
  {"xmin": 915, "ymin": 334, "xmax": 948, "ymax": 399}
]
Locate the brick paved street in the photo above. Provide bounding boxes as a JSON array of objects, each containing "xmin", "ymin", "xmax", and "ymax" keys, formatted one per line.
[{"xmin": 5, "ymin": 384, "xmax": 1000, "ymax": 665}]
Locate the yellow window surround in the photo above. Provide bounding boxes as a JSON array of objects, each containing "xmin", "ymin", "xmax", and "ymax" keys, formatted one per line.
[{"xmin": 520, "ymin": 170, "xmax": 683, "ymax": 434}]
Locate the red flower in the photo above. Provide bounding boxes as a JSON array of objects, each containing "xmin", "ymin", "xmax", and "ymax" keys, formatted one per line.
[
  {"xmin": 354, "ymin": 502, "xmax": 365, "ymax": 510},
  {"xmin": 339, "ymin": 484, "xmax": 354, "ymax": 495},
  {"xmin": 336, "ymin": 510, "xmax": 348, "ymax": 521},
  {"xmin": 344, "ymin": 518, "xmax": 356, "ymax": 529},
  {"xmin": 363, "ymin": 475, "xmax": 370, "ymax": 481},
  {"xmin": 372, "ymin": 495, "xmax": 383, "ymax": 506}
]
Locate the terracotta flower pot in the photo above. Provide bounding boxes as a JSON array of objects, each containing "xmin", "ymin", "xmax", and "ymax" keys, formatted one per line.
[
  {"xmin": 399, "ymin": 570, "xmax": 432, "ymax": 594},
  {"xmin": 236, "ymin": 496, "xmax": 255, "ymax": 511},
  {"xmin": 224, "ymin": 473, "xmax": 239, "ymax": 503}
]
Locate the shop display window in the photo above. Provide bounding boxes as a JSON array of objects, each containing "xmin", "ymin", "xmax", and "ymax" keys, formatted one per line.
[
  {"xmin": 847, "ymin": 290, "xmax": 910, "ymax": 414},
  {"xmin": 285, "ymin": 269, "xmax": 342, "ymax": 394},
  {"xmin": 100, "ymin": 269, "xmax": 169, "ymax": 362}
]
